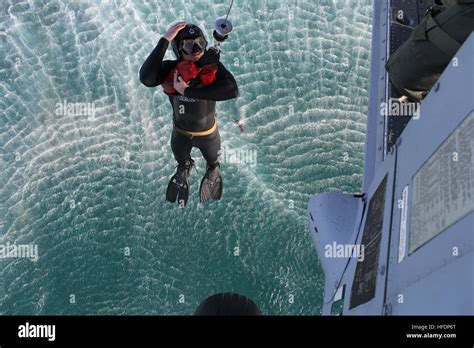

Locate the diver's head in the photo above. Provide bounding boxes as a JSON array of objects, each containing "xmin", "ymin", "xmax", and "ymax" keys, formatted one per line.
[
  {"xmin": 172, "ymin": 24, "xmax": 207, "ymax": 61},
  {"xmin": 194, "ymin": 293, "xmax": 263, "ymax": 316}
]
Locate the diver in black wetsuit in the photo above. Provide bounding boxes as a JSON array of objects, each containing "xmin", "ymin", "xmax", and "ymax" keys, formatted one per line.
[{"xmin": 139, "ymin": 21, "xmax": 239, "ymax": 206}]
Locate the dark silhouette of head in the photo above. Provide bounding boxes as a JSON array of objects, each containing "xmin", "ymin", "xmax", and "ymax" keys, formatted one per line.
[{"xmin": 195, "ymin": 293, "xmax": 263, "ymax": 316}]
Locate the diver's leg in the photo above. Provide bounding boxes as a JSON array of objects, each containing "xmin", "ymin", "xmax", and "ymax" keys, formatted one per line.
[
  {"xmin": 195, "ymin": 129, "xmax": 221, "ymax": 166},
  {"xmin": 166, "ymin": 129, "xmax": 194, "ymax": 206},
  {"xmin": 171, "ymin": 128, "xmax": 193, "ymax": 163},
  {"xmin": 195, "ymin": 130, "xmax": 223, "ymax": 203}
]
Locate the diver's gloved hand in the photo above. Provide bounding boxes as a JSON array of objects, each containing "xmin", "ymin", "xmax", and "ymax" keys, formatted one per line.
[{"xmin": 196, "ymin": 47, "xmax": 220, "ymax": 67}]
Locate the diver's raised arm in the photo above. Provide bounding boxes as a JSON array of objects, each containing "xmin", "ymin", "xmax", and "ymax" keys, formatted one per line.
[{"xmin": 139, "ymin": 22, "xmax": 187, "ymax": 87}]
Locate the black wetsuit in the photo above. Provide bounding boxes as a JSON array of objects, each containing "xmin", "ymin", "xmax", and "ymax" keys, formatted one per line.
[{"xmin": 140, "ymin": 38, "xmax": 238, "ymax": 165}]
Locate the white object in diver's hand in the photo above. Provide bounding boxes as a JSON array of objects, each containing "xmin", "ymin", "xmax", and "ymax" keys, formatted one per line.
[{"xmin": 235, "ymin": 119, "xmax": 246, "ymax": 132}]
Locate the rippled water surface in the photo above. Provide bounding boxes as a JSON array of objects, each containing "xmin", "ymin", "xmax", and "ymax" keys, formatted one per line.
[{"xmin": 0, "ymin": 0, "xmax": 372, "ymax": 314}]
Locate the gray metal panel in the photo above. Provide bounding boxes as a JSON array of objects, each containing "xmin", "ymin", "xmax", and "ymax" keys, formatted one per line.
[
  {"xmin": 362, "ymin": 0, "xmax": 389, "ymax": 193},
  {"xmin": 388, "ymin": 216, "xmax": 473, "ymax": 314},
  {"xmin": 308, "ymin": 193, "xmax": 363, "ymax": 315},
  {"xmin": 385, "ymin": 34, "xmax": 474, "ymax": 315},
  {"xmin": 343, "ymin": 150, "xmax": 396, "ymax": 315}
]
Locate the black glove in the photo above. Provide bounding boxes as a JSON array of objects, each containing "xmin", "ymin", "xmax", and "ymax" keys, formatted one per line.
[{"xmin": 196, "ymin": 47, "xmax": 220, "ymax": 67}]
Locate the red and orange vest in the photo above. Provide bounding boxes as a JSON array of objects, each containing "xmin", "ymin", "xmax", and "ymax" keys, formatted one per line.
[{"xmin": 162, "ymin": 61, "xmax": 217, "ymax": 94}]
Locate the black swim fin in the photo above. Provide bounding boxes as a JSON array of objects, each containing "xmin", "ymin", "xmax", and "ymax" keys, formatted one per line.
[
  {"xmin": 199, "ymin": 162, "xmax": 223, "ymax": 204},
  {"xmin": 166, "ymin": 159, "xmax": 194, "ymax": 206}
]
